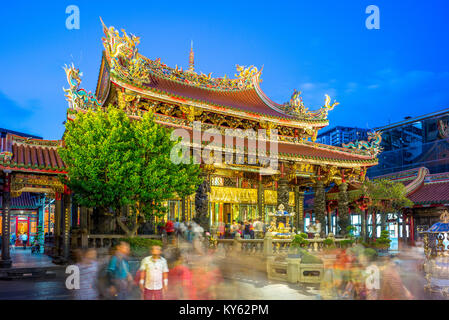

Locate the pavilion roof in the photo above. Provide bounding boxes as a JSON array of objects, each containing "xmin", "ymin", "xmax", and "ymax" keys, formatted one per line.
[{"xmin": 0, "ymin": 134, "xmax": 66, "ymax": 174}]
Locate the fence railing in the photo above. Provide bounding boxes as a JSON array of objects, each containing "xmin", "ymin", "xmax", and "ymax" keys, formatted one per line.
[{"xmin": 214, "ymin": 233, "xmax": 350, "ymax": 257}]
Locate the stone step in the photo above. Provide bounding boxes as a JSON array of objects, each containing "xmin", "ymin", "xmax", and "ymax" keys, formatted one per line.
[{"xmin": 0, "ymin": 266, "xmax": 63, "ymax": 280}]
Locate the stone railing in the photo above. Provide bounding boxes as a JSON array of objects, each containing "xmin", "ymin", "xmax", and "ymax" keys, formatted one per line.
[{"xmin": 214, "ymin": 232, "xmax": 350, "ymax": 257}]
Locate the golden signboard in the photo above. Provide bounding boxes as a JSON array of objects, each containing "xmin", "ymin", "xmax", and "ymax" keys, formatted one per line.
[{"xmin": 10, "ymin": 173, "xmax": 64, "ymax": 198}]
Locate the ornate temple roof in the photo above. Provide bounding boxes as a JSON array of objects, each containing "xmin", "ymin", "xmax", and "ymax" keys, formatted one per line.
[
  {"xmin": 62, "ymin": 20, "xmax": 379, "ymax": 173},
  {"xmin": 96, "ymin": 19, "xmax": 339, "ymax": 127},
  {"xmin": 0, "ymin": 134, "xmax": 66, "ymax": 174}
]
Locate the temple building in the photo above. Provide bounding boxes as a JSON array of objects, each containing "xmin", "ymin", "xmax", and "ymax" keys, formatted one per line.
[
  {"xmin": 0, "ymin": 132, "xmax": 66, "ymax": 266},
  {"xmin": 62, "ymin": 19, "xmax": 381, "ymax": 236}
]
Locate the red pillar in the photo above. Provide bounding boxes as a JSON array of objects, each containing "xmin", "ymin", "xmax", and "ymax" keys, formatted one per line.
[{"xmin": 410, "ymin": 214, "xmax": 415, "ymax": 246}]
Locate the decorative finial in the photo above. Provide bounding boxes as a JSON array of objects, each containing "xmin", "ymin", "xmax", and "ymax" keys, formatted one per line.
[
  {"xmin": 188, "ymin": 40, "xmax": 194, "ymax": 72},
  {"xmin": 440, "ymin": 210, "xmax": 449, "ymax": 223}
]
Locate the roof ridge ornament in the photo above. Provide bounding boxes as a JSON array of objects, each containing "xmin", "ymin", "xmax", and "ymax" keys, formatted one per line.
[
  {"xmin": 63, "ymin": 63, "xmax": 101, "ymax": 111},
  {"xmin": 343, "ymin": 131, "xmax": 383, "ymax": 156},
  {"xmin": 99, "ymin": 18, "xmax": 262, "ymax": 91},
  {"xmin": 280, "ymin": 90, "xmax": 339, "ymax": 120},
  {"xmin": 188, "ymin": 40, "xmax": 195, "ymax": 73},
  {"xmin": 441, "ymin": 210, "xmax": 449, "ymax": 223},
  {"xmin": 100, "ymin": 17, "xmax": 149, "ymax": 85}
]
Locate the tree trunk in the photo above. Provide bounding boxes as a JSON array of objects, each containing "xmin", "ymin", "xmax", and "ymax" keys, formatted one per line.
[
  {"xmin": 361, "ymin": 210, "xmax": 367, "ymax": 242},
  {"xmin": 380, "ymin": 213, "xmax": 387, "ymax": 232},
  {"xmin": 115, "ymin": 208, "xmax": 140, "ymax": 237}
]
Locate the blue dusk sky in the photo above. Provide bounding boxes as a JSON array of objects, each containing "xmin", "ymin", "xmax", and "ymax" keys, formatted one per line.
[{"xmin": 0, "ymin": 0, "xmax": 448, "ymax": 139}]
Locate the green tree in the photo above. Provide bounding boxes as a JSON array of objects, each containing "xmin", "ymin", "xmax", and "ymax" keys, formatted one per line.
[
  {"xmin": 362, "ymin": 179, "xmax": 413, "ymax": 239},
  {"xmin": 59, "ymin": 106, "xmax": 201, "ymax": 236}
]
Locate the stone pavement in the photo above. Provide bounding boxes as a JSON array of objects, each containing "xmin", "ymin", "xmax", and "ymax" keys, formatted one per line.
[
  {"xmin": 0, "ymin": 246, "xmax": 435, "ymax": 300},
  {"xmin": 0, "ymin": 248, "xmax": 65, "ymax": 281},
  {"xmin": 0, "ymin": 269, "xmax": 73, "ymax": 300},
  {"xmin": 1, "ymin": 248, "xmax": 57, "ymax": 269},
  {"xmin": 0, "ymin": 270, "xmax": 319, "ymax": 300}
]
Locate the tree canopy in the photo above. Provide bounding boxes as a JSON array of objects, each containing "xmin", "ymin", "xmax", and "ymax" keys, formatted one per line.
[
  {"xmin": 362, "ymin": 179, "xmax": 413, "ymax": 213},
  {"xmin": 59, "ymin": 106, "xmax": 202, "ymax": 235}
]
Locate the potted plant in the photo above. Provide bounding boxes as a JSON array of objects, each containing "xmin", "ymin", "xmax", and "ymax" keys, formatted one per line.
[
  {"xmin": 323, "ymin": 238, "xmax": 336, "ymax": 249},
  {"xmin": 375, "ymin": 230, "xmax": 391, "ymax": 254},
  {"xmin": 288, "ymin": 233, "xmax": 309, "ymax": 258}
]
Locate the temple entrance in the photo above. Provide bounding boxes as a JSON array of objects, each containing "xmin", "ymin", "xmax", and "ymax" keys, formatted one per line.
[{"xmin": 16, "ymin": 218, "xmax": 29, "ymax": 245}]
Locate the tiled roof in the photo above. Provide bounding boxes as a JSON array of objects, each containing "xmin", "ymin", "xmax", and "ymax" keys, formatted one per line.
[
  {"xmin": 373, "ymin": 167, "xmax": 429, "ymax": 196},
  {"xmin": 0, "ymin": 192, "xmax": 39, "ymax": 209},
  {"xmin": 182, "ymin": 128, "xmax": 377, "ymax": 165},
  {"xmin": 142, "ymin": 73, "xmax": 294, "ymax": 120},
  {"xmin": 374, "ymin": 167, "xmax": 449, "ymax": 205},
  {"xmin": 408, "ymin": 181, "xmax": 449, "ymax": 205},
  {"xmin": 0, "ymin": 134, "xmax": 65, "ymax": 173},
  {"xmin": 277, "ymin": 142, "xmax": 375, "ymax": 163}
]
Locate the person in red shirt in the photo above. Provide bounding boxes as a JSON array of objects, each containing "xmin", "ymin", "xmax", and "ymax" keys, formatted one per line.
[
  {"xmin": 165, "ymin": 220, "xmax": 175, "ymax": 236},
  {"xmin": 165, "ymin": 249, "xmax": 196, "ymax": 300}
]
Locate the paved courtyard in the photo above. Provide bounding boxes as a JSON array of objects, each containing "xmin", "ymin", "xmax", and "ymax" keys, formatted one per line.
[{"xmin": 0, "ymin": 246, "xmax": 436, "ymax": 300}]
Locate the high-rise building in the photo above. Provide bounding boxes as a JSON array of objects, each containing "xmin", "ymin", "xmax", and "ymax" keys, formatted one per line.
[
  {"xmin": 316, "ymin": 126, "xmax": 370, "ymax": 147},
  {"xmin": 368, "ymin": 109, "xmax": 449, "ymax": 177}
]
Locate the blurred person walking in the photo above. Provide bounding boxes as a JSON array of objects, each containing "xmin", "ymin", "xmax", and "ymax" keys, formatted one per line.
[
  {"xmin": 165, "ymin": 219, "xmax": 175, "ymax": 237},
  {"xmin": 166, "ymin": 248, "xmax": 195, "ymax": 300},
  {"xmin": 379, "ymin": 259, "xmax": 414, "ymax": 300},
  {"xmin": 179, "ymin": 220, "xmax": 187, "ymax": 238},
  {"xmin": 75, "ymin": 248, "xmax": 99, "ymax": 300},
  {"xmin": 218, "ymin": 222, "xmax": 225, "ymax": 239},
  {"xmin": 243, "ymin": 220, "xmax": 251, "ymax": 239},
  {"xmin": 21, "ymin": 233, "xmax": 28, "ymax": 249},
  {"xmin": 230, "ymin": 220, "xmax": 239, "ymax": 238},
  {"xmin": 253, "ymin": 218, "xmax": 263, "ymax": 239},
  {"xmin": 248, "ymin": 219, "xmax": 255, "ymax": 239},
  {"xmin": 139, "ymin": 245, "xmax": 169, "ymax": 300},
  {"xmin": 10, "ymin": 233, "xmax": 16, "ymax": 252},
  {"xmin": 106, "ymin": 242, "xmax": 133, "ymax": 300}
]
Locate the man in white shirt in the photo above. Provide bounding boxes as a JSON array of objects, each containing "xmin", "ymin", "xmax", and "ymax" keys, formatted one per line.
[{"xmin": 139, "ymin": 245, "xmax": 169, "ymax": 300}]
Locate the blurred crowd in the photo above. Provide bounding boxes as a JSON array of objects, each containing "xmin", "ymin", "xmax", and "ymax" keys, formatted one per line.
[
  {"xmin": 73, "ymin": 225, "xmax": 225, "ymax": 300},
  {"xmin": 319, "ymin": 245, "xmax": 416, "ymax": 300},
  {"xmin": 71, "ymin": 221, "xmax": 421, "ymax": 300}
]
